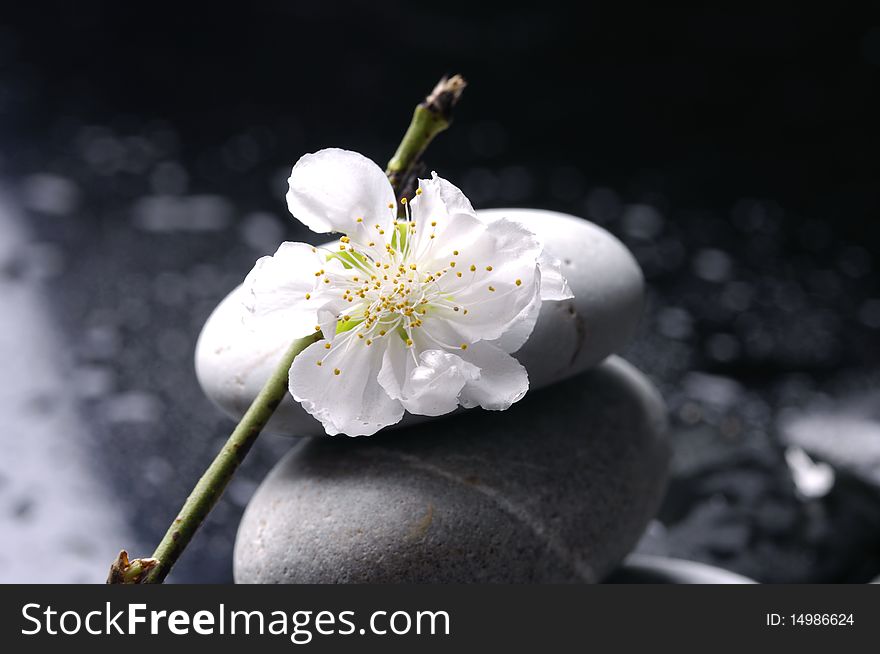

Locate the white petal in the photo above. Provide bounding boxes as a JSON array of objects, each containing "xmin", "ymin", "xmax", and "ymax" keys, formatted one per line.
[
  {"xmin": 289, "ymin": 333, "xmax": 403, "ymax": 436},
  {"xmin": 286, "ymin": 148, "xmax": 396, "ymax": 236},
  {"xmin": 438, "ymin": 218, "xmax": 543, "ymax": 342},
  {"xmin": 538, "ymin": 251, "xmax": 573, "ymax": 300},
  {"xmin": 490, "ymin": 253, "xmax": 573, "ymax": 354},
  {"xmin": 241, "ymin": 241, "xmax": 325, "ymax": 340},
  {"xmin": 490, "ymin": 286, "xmax": 542, "ymax": 353},
  {"xmin": 413, "ymin": 172, "xmax": 475, "ymax": 217},
  {"xmin": 401, "ymin": 348, "xmax": 479, "ymax": 416},
  {"xmin": 376, "ymin": 334, "xmax": 411, "ymax": 401},
  {"xmin": 406, "ymin": 173, "xmax": 481, "ymax": 260},
  {"xmin": 458, "ymin": 341, "xmax": 529, "ymax": 411}
]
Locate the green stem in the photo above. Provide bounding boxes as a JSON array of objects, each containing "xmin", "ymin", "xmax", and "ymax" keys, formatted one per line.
[
  {"xmin": 141, "ymin": 332, "xmax": 318, "ymax": 584},
  {"xmin": 109, "ymin": 73, "xmax": 465, "ymax": 584},
  {"xmin": 386, "ymin": 74, "xmax": 467, "ymax": 202}
]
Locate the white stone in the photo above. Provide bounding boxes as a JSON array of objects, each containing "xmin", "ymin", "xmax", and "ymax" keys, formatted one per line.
[{"xmin": 195, "ymin": 209, "xmax": 644, "ymax": 435}]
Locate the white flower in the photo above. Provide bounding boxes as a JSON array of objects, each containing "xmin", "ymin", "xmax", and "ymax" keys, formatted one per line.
[{"xmin": 242, "ymin": 148, "xmax": 572, "ymax": 436}]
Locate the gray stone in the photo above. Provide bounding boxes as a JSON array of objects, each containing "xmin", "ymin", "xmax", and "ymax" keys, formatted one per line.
[
  {"xmin": 233, "ymin": 356, "xmax": 668, "ymax": 583},
  {"xmin": 607, "ymin": 555, "xmax": 756, "ymax": 584},
  {"xmin": 196, "ymin": 209, "xmax": 644, "ymax": 436},
  {"xmin": 780, "ymin": 394, "xmax": 880, "ymax": 491}
]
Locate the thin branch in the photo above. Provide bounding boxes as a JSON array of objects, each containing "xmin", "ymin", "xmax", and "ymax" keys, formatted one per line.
[
  {"xmin": 385, "ymin": 74, "xmax": 467, "ymax": 205},
  {"xmin": 108, "ymin": 73, "xmax": 467, "ymax": 584}
]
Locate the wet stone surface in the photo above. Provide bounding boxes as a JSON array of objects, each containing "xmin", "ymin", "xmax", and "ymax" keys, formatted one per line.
[{"xmin": 234, "ymin": 358, "xmax": 668, "ymax": 583}]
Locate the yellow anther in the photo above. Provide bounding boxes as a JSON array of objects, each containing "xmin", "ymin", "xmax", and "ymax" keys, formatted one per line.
[
  {"xmin": 388, "ymin": 203, "xmax": 394, "ymax": 209},
  {"xmin": 456, "ymin": 272, "xmax": 462, "ymax": 277},
  {"xmin": 406, "ymin": 338, "xmax": 414, "ymax": 347},
  {"xmin": 401, "ymin": 197, "xmax": 408, "ymax": 205},
  {"xmin": 453, "ymin": 250, "xmax": 459, "ymax": 256},
  {"xmin": 470, "ymin": 264, "xmax": 476, "ymax": 272},
  {"xmin": 314, "ymin": 325, "xmax": 321, "ymax": 332},
  {"xmin": 486, "ymin": 265, "xmax": 493, "ymax": 271},
  {"xmin": 316, "ymin": 360, "xmax": 322, "ymax": 366},
  {"xmin": 340, "ymin": 236, "xmax": 350, "ymax": 243},
  {"xmin": 429, "ymin": 234, "xmax": 435, "ymax": 239},
  {"xmin": 449, "ymin": 261, "xmax": 456, "ymax": 267},
  {"xmin": 515, "ymin": 279, "xmax": 522, "ymax": 286},
  {"xmin": 368, "ymin": 241, "xmax": 375, "ymax": 247},
  {"xmin": 379, "ymin": 229, "xmax": 385, "ymax": 235},
  {"xmin": 356, "ymin": 217, "xmax": 363, "ymax": 223},
  {"xmin": 463, "ymin": 309, "xmax": 469, "ymax": 315},
  {"xmin": 366, "ymin": 339, "xmax": 372, "ymax": 346},
  {"xmin": 343, "ymin": 315, "xmax": 351, "ymax": 321},
  {"xmin": 379, "ymin": 330, "xmax": 387, "ymax": 336},
  {"xmin": 416, "ymin": 188, "xmax": 422, "ymax": 195},
  {"xmin": 431, "ymin": 221, "xmax": 437, "ymax": 227},
  {"xmin": 324, "ymin": 342, "xmax": 331, "ymax": 349},
  {"xmin": 334, "ymin": 368, "xmax": 341, "ymax": 376},
  {"xmin": 305, "ymin": 293, "xmax": 311, "ymax": 299},
  {"xmin": 488, "ymin": 285, "xmax": 496, "ymax": 292},
  {"xmin": 460, "ymin": 344, "xmax": 468, "ymax": 350}
]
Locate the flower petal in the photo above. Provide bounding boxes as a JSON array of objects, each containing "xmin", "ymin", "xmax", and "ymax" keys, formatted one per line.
[
  {"xmin": 242, "ymin": 241, "xmax": 326, "ymax": 340},
  {"xmin": 289, "ymin": 332, "xmax": 404, "ymax": 436},
  {"xmin": 458, "ymin": 341, "xmax": 529, "ymax": 411},
  {"xmin": 436, "ymin": 218, "xmax": 543, "ymax": 343},
  {"xmin": 406, "ymin": 173, "xmax": 482, "ymax": 261},
  {"xmin": 286, "ymin": 148, "xmax": 396, "ymax": 237},
  {"xmin": 404, "ymin": 350, "xmax": 480, "ymax": 415},
  {"xmin": 379, "ymin": 338, "xmax": 479, "ymax": 417},
  {"xmin": 412, "ymin": 172, "xmax": 475, "ymax": 218},
  {"xmin": 376, "ymin": 333, "xmax": 411, "ymax": 401},
  {"xmin": 490, "ymin": 285, "xmax": 542, "ymax": 353},
  {"xmin": 538, "ymin": 251, "xmax": 573, "ymax": 301}
]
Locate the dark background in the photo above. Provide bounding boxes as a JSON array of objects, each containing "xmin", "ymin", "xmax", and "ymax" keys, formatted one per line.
[{"xmin": 0, "ymin": 1, "xmax": 878, "ymax": 582}]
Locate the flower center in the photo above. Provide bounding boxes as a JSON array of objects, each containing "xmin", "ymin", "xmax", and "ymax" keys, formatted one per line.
[{"xmin": 308, "ymin": 197, "xmax": 485, "ymax": 370}]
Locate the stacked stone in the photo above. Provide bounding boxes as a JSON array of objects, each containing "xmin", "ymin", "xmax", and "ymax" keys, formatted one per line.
[{"xmin": 195, "ymin": 210, "xmax": 669, "ymax": 583}]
